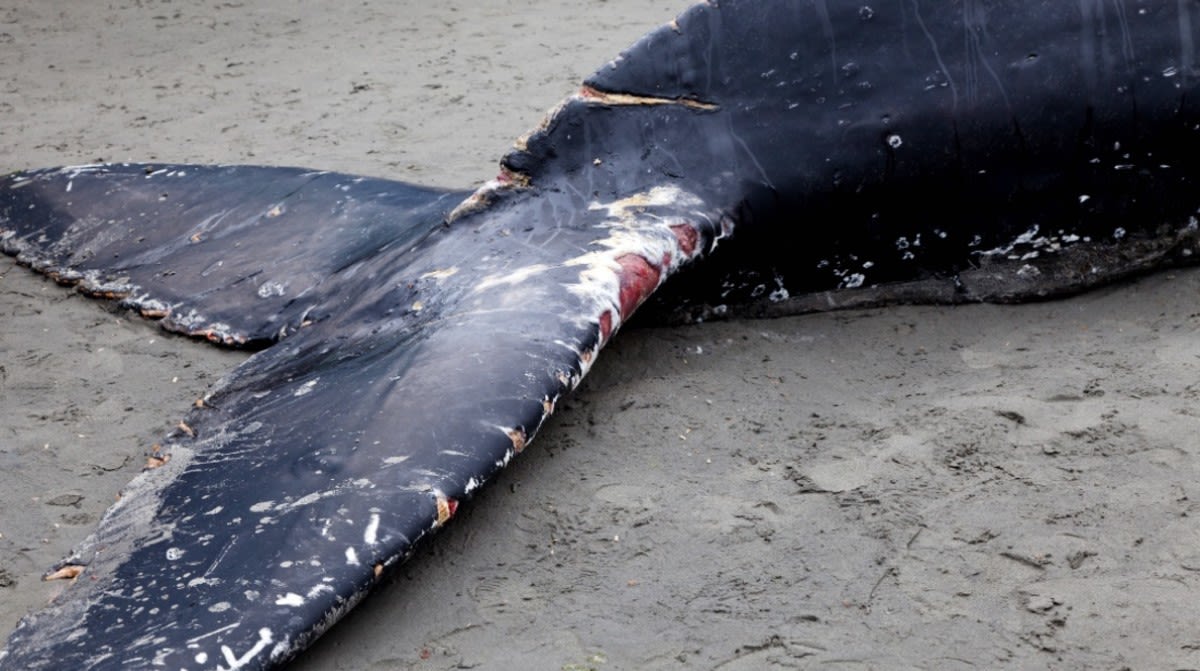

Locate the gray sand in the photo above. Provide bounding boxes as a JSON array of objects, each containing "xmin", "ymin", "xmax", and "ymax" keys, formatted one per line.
[{"xmin": 2, "ymin": 2, "xmax": 1199, "ymax": 669}]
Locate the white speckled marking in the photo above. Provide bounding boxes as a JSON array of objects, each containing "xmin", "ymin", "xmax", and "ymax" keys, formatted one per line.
[
  {"xmin": 275, "ymin": 593, "xmax": 304, "ymax": 607},
  {"xmin": 256, "ymin": 281, "xmax": 287, "ymax": 298},
  {"xmin": 364, "ymin": 512, "xmax": 381, "ymax": 545},
  {"xmin": 306, "ymin": 584, "xmax": 334, "ymax": 599},
  {"xmin": 293, "ymin": 378, "xmax": 319, "ymax": 397},
  {"xmin": 464, "ymin": 476, "xmax": 482, "ymax": 494}
]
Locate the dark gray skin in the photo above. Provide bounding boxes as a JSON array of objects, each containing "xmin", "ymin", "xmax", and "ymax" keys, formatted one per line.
[{"xmin": 1, "ymin": 1, "xmax": 1198, "ymax": 668}]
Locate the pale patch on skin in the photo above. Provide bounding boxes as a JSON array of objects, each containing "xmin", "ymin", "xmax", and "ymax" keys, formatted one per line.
[
  {"xmin": 419, "ymin": 267, "xmax": 459, "ymax": 281},
  {"xmin": 474, "ymin": 263, "xmax": 555, "ymax": 292},
  {"xmin": 463, "ymin": 476, "xmax": 482, "ymax": 495},
  {"xmin": 306, "ymin": 584, "xmax": 334, "ymax": 599},
  {"xmin": 274, "ymin": 593, "xmax": 304, "ymax": 607},
  {"xmin": 293, "ymin": 378, "xmax": 319, "ymax": 397},
  {"xmin": 363, "ymin": 512, "xmax": 381, "ymax": 545}
]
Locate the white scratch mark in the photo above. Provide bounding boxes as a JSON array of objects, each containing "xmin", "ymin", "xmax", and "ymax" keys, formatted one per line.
[
  {"xmin": 217, "ymin": 627, "xmax": 273, "ymax": 671},
  {"xmin": 364, "ymin": 512, "xmax": 381, "ymax": 545},
  {"xmin": 185, "ymin": 622, "xmax": 239, "ymax": 645},
  {"xmin": 293, "ymin": 378, "xmax": 319, "ymax": 397}
]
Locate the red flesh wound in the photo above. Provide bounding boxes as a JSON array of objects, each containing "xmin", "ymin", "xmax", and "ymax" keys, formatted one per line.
[
  {"xmin": 598, "ymin": 309, "xmax": 613, "ymax": 343},
  {"xmin": 615, "ymin": 254, "xmax": 661, "ymax": 320},
  {"xmin": 669, "ymin": 223, "xmax": 698, "ymax": 257}
]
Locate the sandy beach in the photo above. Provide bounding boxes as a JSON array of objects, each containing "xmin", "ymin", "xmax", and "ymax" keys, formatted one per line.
[{"xmin": 3, "ymin": 2, "xmax": 1200, "ymax": 669}]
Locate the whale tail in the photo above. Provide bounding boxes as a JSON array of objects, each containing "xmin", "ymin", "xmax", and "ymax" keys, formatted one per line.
[
  {"xmin": 4, "ymin": 1, "xmax": 1200, "ymax": 668},
  {"xmin": 2, "ymin": 164, "xmax": 468, "ymax": 346}
]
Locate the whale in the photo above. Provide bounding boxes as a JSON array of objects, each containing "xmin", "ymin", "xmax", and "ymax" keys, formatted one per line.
[{"xmin": 2, "ymin": 1, "xmax": 1199, "ymax": 668}]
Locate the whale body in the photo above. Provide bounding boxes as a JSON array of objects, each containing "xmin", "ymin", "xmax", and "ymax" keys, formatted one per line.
[{"xmin": 1, "ymin": 1, "xmax": 1198, "ymax": 668}]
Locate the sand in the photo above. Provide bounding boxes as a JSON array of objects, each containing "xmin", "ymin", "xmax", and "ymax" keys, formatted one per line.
[{"xmin": 2, "ymin": 2, "xmax": 1199, "ymax": 669}]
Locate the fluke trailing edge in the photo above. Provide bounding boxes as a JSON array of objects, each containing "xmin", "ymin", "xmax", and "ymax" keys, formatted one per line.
[{"xmin": 2, "ymin": 1, "xmax": 1199, "ymax": 668}]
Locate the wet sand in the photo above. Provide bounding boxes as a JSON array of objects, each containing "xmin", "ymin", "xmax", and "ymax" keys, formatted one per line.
[{"xmin": 3, "ymin": 2, "xmax": 1200, "ymax": 669}]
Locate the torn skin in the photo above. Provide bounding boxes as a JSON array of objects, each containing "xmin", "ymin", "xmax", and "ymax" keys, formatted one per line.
[
  {"xmin": 505, "ymin": 427, "xmax": 527, "ymax": 454},
  {"xmin": 144, "ymin": 454, "xmax": 170, "ymax": 470},
  {"xmin": 494, "ymin": 166, "xmax": 530, "ymax": 187},
  {"xmin": 615, "ymin": 253, "xmax": 662, "ymax": 321},
  {"xmin": 577, "ymin": 84, "xmax": 718, "ymax": 111},
  {"xmin": 43, "ymin": 565, "xmax": 84, "ymax": 582},
  {"xmin": 669, "ymin": 223, "xmax": 699, "ymax": 257},
  {"xmin": 434, "ymin": 493, "xmax": 458, "ymax": 527},
  {"xmin": 598, "ymin": 310, "xmax": 614, "ymax": 343}
]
